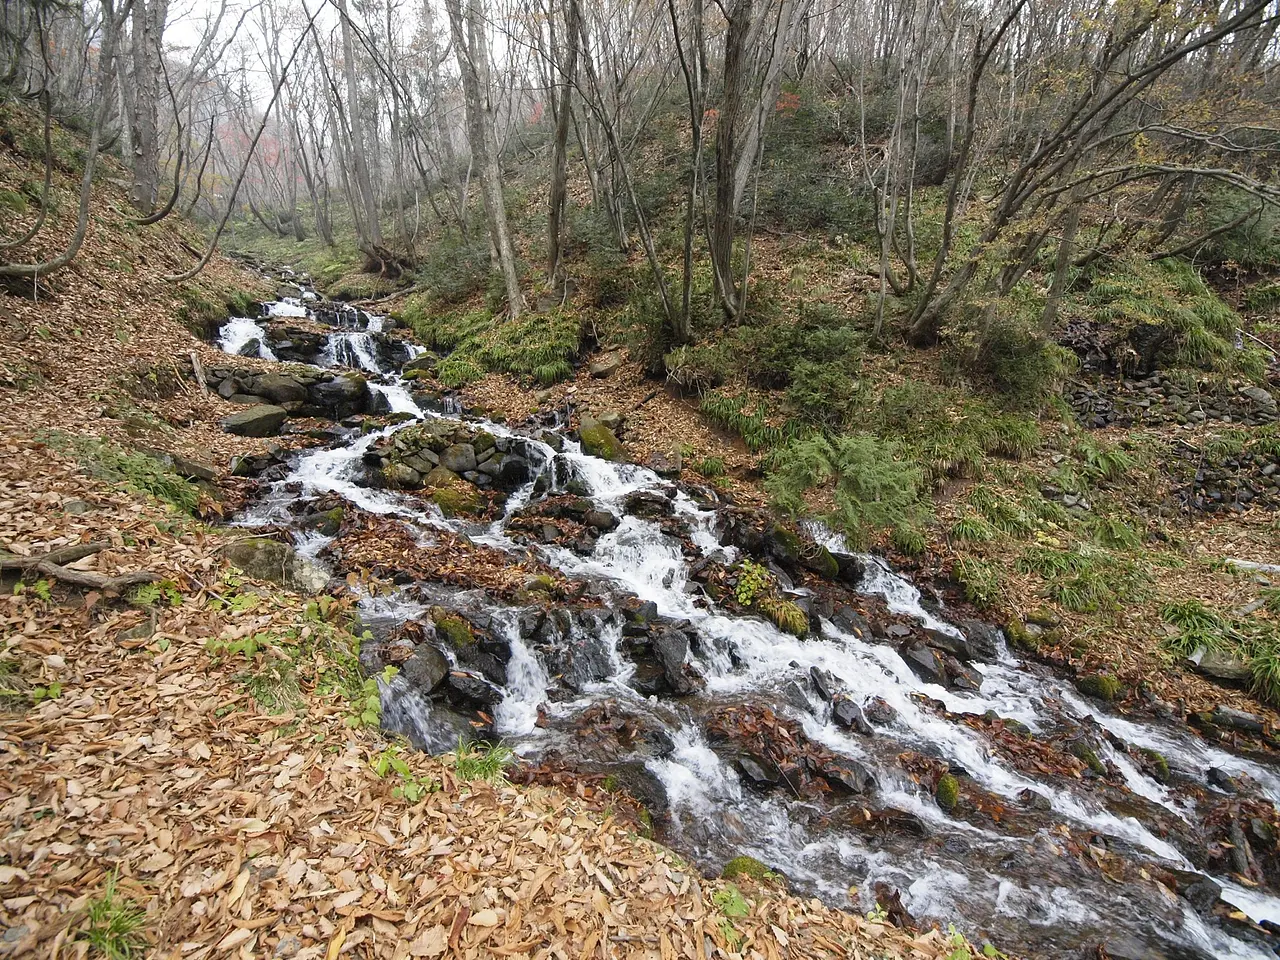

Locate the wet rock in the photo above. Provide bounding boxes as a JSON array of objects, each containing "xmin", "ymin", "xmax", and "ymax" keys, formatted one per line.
[
  {"xmin": 955, "ymin": 618, "xmax": 1002, "ymax": 661},
  {"xmin": 601, "ymin": 760, "xmax": 669, "ymax": 814},
  {"xmin": 832, "ymin": 605, "xmax": 872, "ymax": 638},
  {"xmin": 1208, "ymin": 767, "xmax": 1237, "ymax": 792},
  {"xmin": 901, "ymin": 642, "xmax": 947, "ymax": 686},
  {"xmin": 832, "ymin": 697, "xmax": 874, "ymax": 735},
  {"xmin": 444, "ymin": 670, "xmax": 504, "ymax": 709},
  {"xmin": 819, "ymin": 759, "xmax": 876, "ymax": 794},
  {"xmin": 737, "ymin": 754, "xmax": 783, "ymax": 787},
  {"xmin": 308, "ymin": 373, "xmax": 369, "ymax": 418},
  {"xmin": 584, "ymin": 509, "xmax": 619, "ymax": 531},
  {"xmin": 1211, "ymin": 705, "xmax": 1265, "ymax": 733},
  {"xmin": 944, "ymin": 655, "xmax": 983, "ymax": 692},
  {"xmin": 652, "ymin": 625, "xmax": 706, "ymax": 695},
  {"xmin": 831, "ymin": 552, "xmax": 866, "ymax": 586},
  {"xmin": 623, "ymin": 490, "xmax": 674, "ymax": 518},
  {"xmin": 381, "ymin": 463, "xmax": 422, "ymax": 489},
  {"xmin": 238, "ymin": 338, "xmax": 262, "ymax": 357},
  {"xmin": 1076, "ymin": 673, "xmax": 1123, "ymax": 701},
  {"xmin": 219, "ymin": 537, "xmax": 329, "ymax": 593},
  {"xmin": 863, "ymin": 697, "xmax": 897, "ymax": 726},
  {"xmin": 809, "ymin": 666, "xmax": 840, "ymax": 702},
  {"xmin": 222, "ymin": 404, "xmax": 288, "ymax": 437},
  {"xmin": 401, "ymin": 645, "xmax": 450, "ymax": 693}
]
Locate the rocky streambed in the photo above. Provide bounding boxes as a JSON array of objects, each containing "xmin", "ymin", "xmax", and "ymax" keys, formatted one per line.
[{"xmin": 212, "ymin": 282, "xmax": 1280, "ymax": 960}]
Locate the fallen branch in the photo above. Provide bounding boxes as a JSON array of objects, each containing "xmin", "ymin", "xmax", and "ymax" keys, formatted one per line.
[
  {"xmin": 190, "ymin": 350, "xmax": 210, "ymax": 395},
  {"xmin": 0, "ymin": 543, "xmax": 161, "ymax": 593},
  {"xmin": 357, "ymin": 282, "xmax": 420, "ymax": 306}
]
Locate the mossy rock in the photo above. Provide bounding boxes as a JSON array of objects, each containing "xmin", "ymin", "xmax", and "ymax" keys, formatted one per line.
[
  {"xmin": 1140, "ymin": 748, "xmax": 1171, "ymax": 783},
  {"xmin": 722, "ymin": 856, "xmax": 772, "ymax": 882},
  {"xmin": 1070, "ymin": 741, "xmax": 1107, "ymax": 776},
  {"xmin": 1005, "ymin": 619, "xmax": 1040, "ymax": 651},
  {"xmin": 1077, "ymin": 673, "xmax": 1122, "ymax": 702},
  {"xmin": 767, "ymin": 524, "xmax": 803, "ymax": 567},
  {"xmin": 430, "ymin": 482, "xmax": 482, "ymax": 518},
  {"xmin": 430, "ymin": 607, "xmax": 475, "ymax": 647},
  {"xmin": 578, "ymin": 416, "xmax": 624, "ymax": 462},
  {"xmin": 803, "ymin": 545, "xmax": 840, "ymax": 580},
  {"xmin": 936, "ymin": 773, "xmax": 959, "ymax": 812},
  {"xmin": 473, "ymin": 431, "xmax": 497, "ymax": 455},
  {"xmin": 1027, "ymin": 606, "xmax": 1062, "ymax": 628},
  {"xmin": 307, "ymin": 506, "xmax": 344, "ymax": 537}
]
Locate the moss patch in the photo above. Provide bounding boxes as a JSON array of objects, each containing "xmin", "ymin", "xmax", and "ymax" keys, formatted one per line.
[
  {"xmin": 935, "ymin": 773, "xmax": 959, "ymax": 812},
  {"xmin": 578, "ymin": 418, "xmax": 625, "ymax": 462},
  {"xmin": 430, "ymin": 608, "xmax": 475, "ymax": 648},
  {"xmin": 1076, "ymin": 673, "xmax": 1122, "ymax": 702},
  {"xmin": 722, "ymin": 856, "xmax": 772, "ymax": 882}
]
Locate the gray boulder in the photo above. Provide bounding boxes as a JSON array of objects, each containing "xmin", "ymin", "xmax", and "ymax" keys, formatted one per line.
[
  {"xmin": 249, "ymin": 373, "xmax": 307, "ymax": 405},
  {"xmin": 222, "ymin": 404, "xmax": 288, "ymax": 437},
  {"xmin": 401, "ymin": 645, "xmax": 450, "ymax": 693},
  {"xmin": 220, "ymin": 537, "xmax": 330, "ymax": 593}
]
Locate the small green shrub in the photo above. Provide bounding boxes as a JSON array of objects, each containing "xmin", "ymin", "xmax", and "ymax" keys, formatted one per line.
[
  {"xmin": 765, "ymin": 433, "xmax": 927, "ymax": 549},
  {"xmin": 955, "ymin": 557, "xmax": 1001, "ymax": 608}
]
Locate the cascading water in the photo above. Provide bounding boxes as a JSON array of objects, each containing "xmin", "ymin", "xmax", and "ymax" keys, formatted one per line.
[
  {"xmin": 218, "ymin": 317, "xmax": 277, "ymax": 360},
  {"xmin": 215, "ymin": 291, "xmax": 1280, "ymax": 960}
]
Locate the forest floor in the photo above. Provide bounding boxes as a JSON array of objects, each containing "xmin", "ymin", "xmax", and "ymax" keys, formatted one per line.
[{"xmin": 0, "ymin": 110, "xmax": 966, "ymax": 958}]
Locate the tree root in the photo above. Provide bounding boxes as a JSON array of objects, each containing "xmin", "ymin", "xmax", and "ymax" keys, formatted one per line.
[{"xmin": 0, "ymin": 542, "xmax": 161, "ymax": 594}]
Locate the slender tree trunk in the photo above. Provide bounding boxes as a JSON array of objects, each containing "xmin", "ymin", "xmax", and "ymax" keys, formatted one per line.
[
  {"xmin": 129, "ymin": 0, "xmax": 168, "ymax": 212},
  {"xmin": 547, "ymin": 0, "xmax": 580, "ymax": 291},
  {"xmin": 445, "ymin": 0, "xmax": 524, "ymax": 316}
]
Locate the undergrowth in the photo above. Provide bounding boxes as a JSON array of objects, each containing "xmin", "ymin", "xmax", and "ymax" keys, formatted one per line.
[
  {"xmin": 399, "ymin": 302, "xmax": 583, "ymax": 387},
  {"xmin": 42, "ymin": 431, "xmax": 198, "ymax": 513}
]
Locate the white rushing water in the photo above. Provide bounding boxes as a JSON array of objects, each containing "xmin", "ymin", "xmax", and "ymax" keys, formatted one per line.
[
  {"xmin": 215, "ymin": 304, "xmax": 1280, "ymax": 959},
  {"xmin": 218, "ymin": 317, "xmax": 277, "ymax": 360}
]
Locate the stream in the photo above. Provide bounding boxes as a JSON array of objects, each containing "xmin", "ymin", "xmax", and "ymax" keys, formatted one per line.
[{"xmin": 215, "ymin": 280, "xmax": 1280, "ymax": 960}]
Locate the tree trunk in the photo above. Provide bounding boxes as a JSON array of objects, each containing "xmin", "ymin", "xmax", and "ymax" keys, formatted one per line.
[
  {"xmin": 129, "ymin": 0, "xmax": 168, "ymax": 212},
  {"xmin": 337, "ymin": 0, "xmax": 383, "ymax": 250},
  {"xmin": 445, "ymin": 0, "xmax": 524, "ymax": 316},
  {"xmin": 546, "ymin": 0, "xmax": 580, "ymax": 291}
]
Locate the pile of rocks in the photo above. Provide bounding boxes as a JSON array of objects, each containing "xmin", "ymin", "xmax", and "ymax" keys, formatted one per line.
[
  {"xmin": 1067, "ymin": 375, "xmax": 1277, "ymax": 430},
  {"xmin": 203, "ymin": 365, "xmax": 373, "ymax": 437},
  {"xmin": 361, "ymin": 419, "xmax": 540, "ymax": 514},
  {"xmin": 1173, "ymin": 446, "xmax": 1280, "ymax": 512}
]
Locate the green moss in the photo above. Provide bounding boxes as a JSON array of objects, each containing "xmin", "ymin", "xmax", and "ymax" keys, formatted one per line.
[
  {"xmin": 807, "ymin": 545, "xmax": 840, "ymax": 579},
  {"xmin": 1070, "ymin": 742, "xmax": 1107, "ymax": 776},
  {"xmin": 1005, "ymin": 620, "xmax": 1040, "ymax": 651},
  {"xmin": 1139, "ymin": 748, "xmax": 1171, "ymax": 783},
  {"xmin": 430, "ymin": 483, "xmax": 482, "ymax": 518},
  {"xmin": 1076, "ymin": 673, "xmax": 1122, "ymax": 702},
  {"xmin": 935, "ymin": 773, "xmax": 959, "ymax": 812},
  {"xmin": 431, "ymin": 608, "xmax": 475, "ymax": 647},
  {"xmin": 579, "ymin": 419, "xmax": 625, "ymax": 462},
  {"xmin": 722, "ymin": 856, "xmax": 772, "ymax": 882},
  {"xmin": 768, "ymin": 525, "xmax": 803, "ymax": 566}
]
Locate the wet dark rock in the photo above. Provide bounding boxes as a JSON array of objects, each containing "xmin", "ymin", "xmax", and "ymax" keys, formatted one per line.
[
  {"xmin": 1208, "ymin": 767, "xmax": 1237, "ymax": 792},
  {"xmin": 956, "ymin": 618, "xmax": 1002, "ymax": 661},
  {"xmin": 584, "ymin": 509, "xmax": 619, "ymax": 531},
  {"xmin": 1212, "ymin": 705, "xmax": 1266, "ymax": 733},
  {"xmin": 1100, "ymin": 933, "xmax": 1215, "ymax": 960},
  {"xmin": 737, "ymin": 754, "xmax": 783, "ymax": 787},
  {"xmin": 831, "ymin": 552, "xmax": 866, "ymax": 586},
  {"xmin": 818, "ymin": 759, "xmax": 877, "ymax": 795},
  {"xmin": 943, "ymin": 655, "xmax": 983, "ymax": 691},
  {"xmin": 601, "ymin": 760, "xmax": 669, "ymax": 814},
  {"xmin": 901, "ymin": 642, "xmax": 948, "ymax": 686},
  {"xmin": 623, "ymin": 490, "xmax": 674, "ymax": 518},
  {"xmin": 831, "ymin": 605, "xmax": 872, "ymax": 638},
  {"xmin": 832, "ymin": 697, "xmax": 874, "ymax": 735},
  {"xmin": 444, "ymin": 670, "xmax": 504, "ymax": 709},
  {"xmin": 809, "ymin": 666, "xmax": 840, "ymax": 702},
  {"xmin": 401, "ymin": 645, "xmax": 450, "ymax": 693},
  {"xmin": 652, "ymin": 625, "xmax": 706, "ymax": 695},
  {"xmin": 885, "ymin": 623, "xmax": 913, "ymax": 639},
  {"xmin": 308, "ymin": 373, "xmax": 369, "ymax": 419},
  {"xmin": 863, "ymin": 697, "xmax": 897, "ymax": 726}
]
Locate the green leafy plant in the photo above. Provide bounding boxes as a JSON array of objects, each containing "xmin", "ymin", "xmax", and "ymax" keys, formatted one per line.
[
  {"xmin": 371, "ymin": 744, "xmax": 440, "ymax": 802},
  {"xmin": 735, "ymin": 559, "xmax": 771, "ymax": 606},
  {"xmin": 128, "ymin": 580, "xmax": 182, "ymax": 608},
  {"xmin": 13, "ymin": 578, "xmax": 52, "ymax": 601},
  {"xmin": 712, "ymin": 884, "xmax": 750, "ymax": 918},
  {"xmin": 42, "ymin": 432, "xmax": 198, "ymax": 513},
  {"xmin": 77, "ymin": 872, "xmax": 148, "ymax": 959}
]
